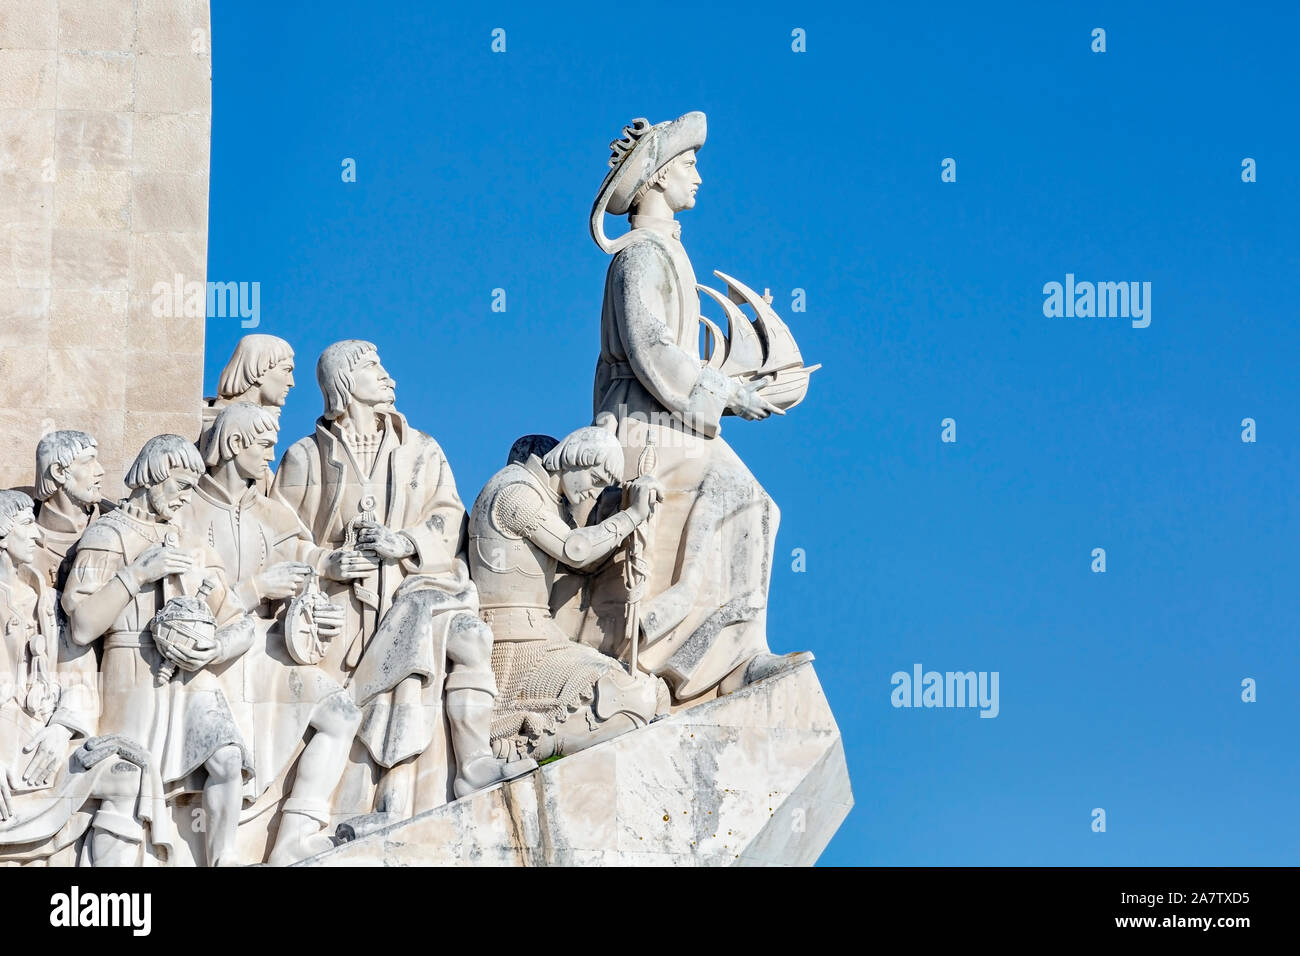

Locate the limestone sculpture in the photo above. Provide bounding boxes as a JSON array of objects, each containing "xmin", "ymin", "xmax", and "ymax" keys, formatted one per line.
[
  {"xmin": 203, "ymin": 334, "xmax": 297, "ymax": 426},
  {"xmin": 62, "ymin": 436, "xmax": 256, "ymax": 866},
  {"xmin": 271, "ymin": 341, "xmax": 534, "ymax": 826},
  {"xmin": 31, "ymin": 431, "xmax": 109, "ymax": 593},
  {"xmin": 468, "ymin": 420, "xmax": 670, "ymax": 762},
  {"xmin": 0, "ymin": 99, "xmax": 849, "ymax": 866},
  {"xmin": 581, "ymin": 112, "xmax": 817, "ymax": 702},
  {"xmin": 201, "ymin": 335, "xmax": 297, "ymax": 494},
  {"xmin": 176, "ymin": 403, "xmax": 361, "ymax": 865},
  {"xmin": 0, "ymin": 490, "xmax": 171, "ymax": 866}
]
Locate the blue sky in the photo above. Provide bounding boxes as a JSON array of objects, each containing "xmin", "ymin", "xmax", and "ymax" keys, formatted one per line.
[{"xmin": 205, "ymin": 1, "xmax": 1300, "ymax": 865}]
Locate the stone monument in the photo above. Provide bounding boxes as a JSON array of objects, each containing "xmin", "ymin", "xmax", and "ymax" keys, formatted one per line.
[
  {"xmin": 0, "ymin": 0, "xmax": 852, "ymax": 867},
  {"xmin": 0, "ymin": 0, "xmax": 212, "ymax": 499}
]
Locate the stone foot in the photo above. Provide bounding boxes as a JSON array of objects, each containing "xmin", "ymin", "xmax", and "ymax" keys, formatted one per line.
[
  {"xmin": 719, "ymin": 651, "xmax": 815, "ymax": 695},
  {"xmin": 268, "ymin": 830, "xmax": 337, "ymax": 866},
  {"xmin": 269, "ymin": 814, "xmax": 339, "ymax": 866},
  {"xmin": 453, "ymin": 755, "xmax": 538, "ymax": 799}
]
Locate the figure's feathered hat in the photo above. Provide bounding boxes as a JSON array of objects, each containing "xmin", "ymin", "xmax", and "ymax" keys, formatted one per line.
[{"xmin": 590, "ymin": 111, "xmax": 706, "ymax": 254}]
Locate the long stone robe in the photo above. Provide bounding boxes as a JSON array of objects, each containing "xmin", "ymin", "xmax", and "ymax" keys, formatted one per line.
[
  {"xmin": 62, "ymin": 507, "xmax": 252, "ymax": 796},
  {"xmin": 583, "ymin": 219, "xmax": 777, "ymax": 702},
  {"xmin": 32, "ymin": 497, "xmax": 103, "ymax": 593},
  {"xmin": 31, "ymin": 498, "xmax": 102, "ymax": 729},
  {"xmin": 271, "ymin": 411, "xmax": 476, "ymax": 814},
  {"xmin": 172, "ymin": 476, "xmax": 345, "ymax": 802},
  {"xmin": 0, "ymin": 565, "xmax": 173, "ymax": 864}
]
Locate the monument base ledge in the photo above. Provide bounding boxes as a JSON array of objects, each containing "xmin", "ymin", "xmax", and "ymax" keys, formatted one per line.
[{"xmin": 297, "ymin": 660, "xmax": 852, "ymax": 866}]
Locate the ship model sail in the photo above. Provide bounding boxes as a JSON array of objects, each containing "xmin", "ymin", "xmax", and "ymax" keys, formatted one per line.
[{"xmin": 697, "ymin": 270, "xmax": 821, "ymax": 410}]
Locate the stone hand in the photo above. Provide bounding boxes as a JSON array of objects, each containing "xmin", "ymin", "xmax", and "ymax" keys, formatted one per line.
[
  {"xmin": 323, "ymin": 548, "xmax": 379, "ymax": 581},
  {"xmin": 730, "ymin": 378, "xmax": 785, "ymax": 421},
  {"xmin": 256, "ymin": 561, "xmax": 312, "ymax": 601},
  {"xmin": 313, "ymin": 600, "xmax": 345, "ymax": 639},
  {"xmin": 356, "ymin": 521, "xmax": 416, "ymax": 560},
  {"xmin": 131, "ymin": 545, "xmax": 195, "ymax": 585},
  {"xmin": 627, "ymin": 475, "xmax": 665, "ymax": 520},
  {"xmin": 160, "ymin": 635, "xmax": 220, "ymax": 672},
  {"xmin": 21, "ymin": 723, "xmax": 72, "ymax": 787}
]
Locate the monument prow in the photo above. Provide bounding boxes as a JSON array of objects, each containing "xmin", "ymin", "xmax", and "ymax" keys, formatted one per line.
[{"xmin": 303, "ymin": 661, "xmax": 853, "ymax": 867}]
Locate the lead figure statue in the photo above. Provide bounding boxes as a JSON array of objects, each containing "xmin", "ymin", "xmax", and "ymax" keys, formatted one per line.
[
  {"xmin": 468, "ymin": 420, "xmax": 669, "ymax": 762},
  {"xmin": 584, "ymin": 112, "xmax": 817, "ymax": 703}
]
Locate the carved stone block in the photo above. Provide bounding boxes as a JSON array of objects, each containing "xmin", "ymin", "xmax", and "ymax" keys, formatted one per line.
[{"xmin": 302, "ymin": 662, "xmax": 853, "ymax": 866}]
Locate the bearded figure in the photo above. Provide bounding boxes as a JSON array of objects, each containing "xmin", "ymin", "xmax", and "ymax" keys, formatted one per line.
[{"xmin": 272, "ymin": 340, "xmax": 533, "ymax": 825}]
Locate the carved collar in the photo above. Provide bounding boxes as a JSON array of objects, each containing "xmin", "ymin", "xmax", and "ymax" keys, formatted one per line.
[
  {"xmin": 319, "ymin": 410, "xmax": 409, "ymax": 451},
  {"xmin": 629, "ymin": 215, "xmax": 682, "ymax": 241},
  {"xmin": 35, "ymin": 495, "xmax": 95, "ymax": 536},
  {"xmin": 522, "ymin": 455, "xmax": 562, "ymax": 504},
  {"xmin": 117, "ymin": 501, "xmax": 168, "ymax": 533},
  {"xmin": 195, "ymin": 474, "xmax": 260, "ymax": 509}
]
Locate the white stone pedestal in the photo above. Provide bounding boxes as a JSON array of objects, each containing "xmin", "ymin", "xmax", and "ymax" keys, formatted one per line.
[{"xmin": 300, "ymin": 661, "xmax": 853, "ymax": 867}]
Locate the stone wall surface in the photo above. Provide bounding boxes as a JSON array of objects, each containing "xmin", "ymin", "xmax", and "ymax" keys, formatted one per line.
[
  {"xmin": 301, "ymin": 661, "xmax": 854, "ymax": 867},
  {"xmin": 0, "ymin": 0, "xmax": 210, "ymax": 497}
]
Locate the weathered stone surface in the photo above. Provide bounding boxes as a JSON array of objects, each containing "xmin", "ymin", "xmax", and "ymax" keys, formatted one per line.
[
  {"xmin": 301, "ymin": 661, "xmax": 853, "ymax": 866},
  {"xmin": 1, "ymin": 69, "xmax": 845, "ymax": 868},
  {"xmin": 0, "ymin": 0, "xmax": 209, "ymax": 497}
]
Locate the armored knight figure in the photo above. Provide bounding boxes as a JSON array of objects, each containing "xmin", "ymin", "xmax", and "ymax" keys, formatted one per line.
[
  {"xmin": 63, "ymin": 436, "xmax": 257, "ymax": 867},
  {"xmin": 32, "ymin": 430, "xmax": 108, "ymax": 593},
  {"xmin": 581, "ymin": 112, "xmax": 816, "ymax": 702},
  {"xmin": 176, "ymin": 403, "xmax": 362, "ymax": 865},
  {"xmin": 0, "ymin": 490, "xmax": 171, "ymax": 866},
  {"xmin": 201, "ymin": 334, "xmax": 296, "ymax": 493},
  {"xmin": 469, "ymin": 421, "xmax": 669, "ymax": 762},
  {"xmin": 273, "ymin": 340, "xmax": 533, "ymax": 821}
]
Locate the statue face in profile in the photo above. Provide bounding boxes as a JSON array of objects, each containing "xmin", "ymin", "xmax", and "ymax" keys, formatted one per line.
[
  {"xmin": 58, "ymin": 446, "xmax": 106, "ymax": 508},
  {"xmin": 1, "ymin": 508, "xmax": 40, "ymax": 566},
  {"xmin": 232, "ymin": 428, "xmax": 278, "ymax": 482},
  {"xmin": 558, "ymin": 465, "xmax": 614, "ymax": 508},
  {"xmin": 348, "ymin": 350, "xmax": 397, "ymax": 411},
  {"xmin": 146, "ymin": 469, "xmax": 201, "ymax": 522},
  {"xmin": 257, "ymin": 359, "xmax": 296, "ymax": 408},
  {"xmin": 660, "ymin": 149, "xmax": 701, "ymax": 212}
]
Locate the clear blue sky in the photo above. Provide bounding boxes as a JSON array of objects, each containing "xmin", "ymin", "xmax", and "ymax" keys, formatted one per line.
[{"xmin": 205, "ymin": 1, "xmax": 1300, "ymax": 865}]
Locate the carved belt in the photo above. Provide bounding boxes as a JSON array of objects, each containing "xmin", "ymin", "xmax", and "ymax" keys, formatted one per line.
[
  {"xmin": 104, "ymin": 629, "xmax": 151, "ymax": 650},
  {"xmin": 480, "ymin": 605, "xmax": 551, "ymax": 639},
  {"xmin": 604, "ymin": 361, "xmax": 637, "ymax": 380}
]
